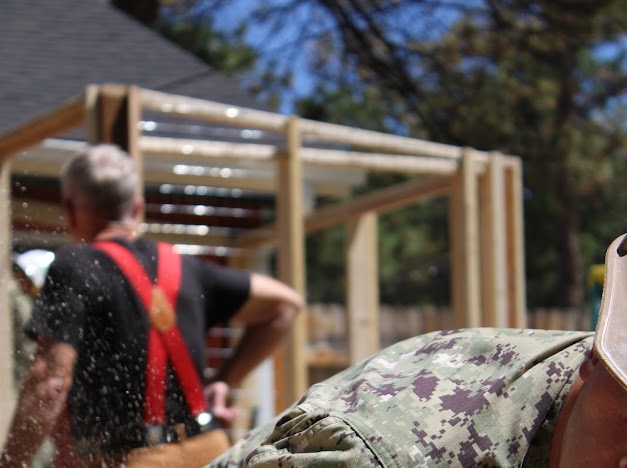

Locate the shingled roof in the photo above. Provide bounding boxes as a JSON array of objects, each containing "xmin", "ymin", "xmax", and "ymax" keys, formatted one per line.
[
  {"xmin": 1, "ymin": 0, "xmax": 366, "ymax": 255},
  {"xmin": 0, "ymin": 0, "xmax": 263, "ymax": 137}
]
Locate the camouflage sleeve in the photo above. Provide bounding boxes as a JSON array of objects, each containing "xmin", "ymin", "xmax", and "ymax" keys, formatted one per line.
[
  {"xmin": 209, "ymin": 328, "xmax": 593, "ymax": 468},
  {"xmin": 209, "ymin": 332, "xmax": 442, "ymax": 467},
  {"xmin": 211, "ymin": 406, "xmax": 383, "ymax": 467},
  {"xmin": 10, "ymin": 279, "xmax": 36, "ymax": 388}
]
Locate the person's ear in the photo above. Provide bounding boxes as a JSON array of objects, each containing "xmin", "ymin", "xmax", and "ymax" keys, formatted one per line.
[
  {"xmin": 132, "ymin": 196, "xmax": 144, "ymax": 221},
  {"xmin": 63, "ymin": 199, "xmax": 77, "ymax": 231},
  {"xmin": 578, "ymin": 348, "xmax": 599, "ymax": 381}
]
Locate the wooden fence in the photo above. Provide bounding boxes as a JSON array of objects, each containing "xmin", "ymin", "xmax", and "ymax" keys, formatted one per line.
[{"xmin": 306, "ymin": 303, "xmax": 592, "ymax": 383}]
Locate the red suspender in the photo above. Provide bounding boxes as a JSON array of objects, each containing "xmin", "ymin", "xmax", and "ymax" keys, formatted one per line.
[{"xmin": 93, "ymin": 241, "xmax": 208, "ymax": 425}]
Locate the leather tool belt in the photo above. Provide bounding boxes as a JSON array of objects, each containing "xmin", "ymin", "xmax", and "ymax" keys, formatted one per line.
[{"xmin": 144, "ymin": 411, "xmax": 221, "ymax": 445}]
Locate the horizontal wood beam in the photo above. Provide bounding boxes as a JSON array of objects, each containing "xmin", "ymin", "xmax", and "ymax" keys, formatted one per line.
[
  {"xmin": 140, "ymin": 89, "xmax": 288, "ymax": 133},
  {"xmin": 139, "ymin": 223, "xmax": 239, "ymax": 246},
  {"xmin": 299, "ymin": 119, "xmax": 465, "ymax": 158},
  {"xmin": 236, "ymin": 176, "xmax": 452, "ymax": 249},
  {"xmin": 301, "ymin": 148, "xmax": 467, "ymax": 174},
  {"xmin": 140, "ymin": 136, "xmax": 487, "ymax": 175},
  {"xmin": 11, "ymin": 200, "xmax": 247, "ymax": 246},
  {"xmin": 0, "ymin": 94, "xmax": 85, "ymax": 161},
  {"xmin": 11, "ymin": 200, "xmax": 64, "ymax": 228},
  {"xmin": 11, "ymin": 227, "xmax": 248, "ymax": 255},
  {"xmin": 306, "ymin": 176, "xmax": 451, "ymax": 233},
  {"xmin": 138, "ymin": 89, "xmax": 517, "ymax": 162},
  {"xmin": 143, "ymin": 171, "xmax": 277, "ymax": 193},
  {"xmin": 12, "ymin": 229, "xmax": 69, "ymax": 249},
  {"xmin": 140, "ymin": 136, "xmax": 279, "ymax": 162}
]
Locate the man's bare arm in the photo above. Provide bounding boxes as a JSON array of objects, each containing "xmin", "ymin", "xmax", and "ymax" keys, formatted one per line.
[
  {"xmin": 213, "ymin": 273, "xmax": 304, "ymax": 389},
  {"xmin": 1, "ymin": 338, "xmax": 76, "ymax": 468}
]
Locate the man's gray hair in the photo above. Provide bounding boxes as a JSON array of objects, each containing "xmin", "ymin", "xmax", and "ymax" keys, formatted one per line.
[{"xmin": 61, "ymin": 144, "xmax": 139, "ymax": 221}]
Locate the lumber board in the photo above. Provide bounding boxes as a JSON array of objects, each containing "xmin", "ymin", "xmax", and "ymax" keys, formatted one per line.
[
  {"xmin": 0, "ymin": 94, "xmax": 84, "ymax": 161},
  {"xmin": 505, "ymin": 158, "xmax": 527, "ymax": 327},
  {"xmin": 140, "ymin": 88, "xmax": 288, "ymax": 133},
  {"xmin": 449, "ymin": 148, "xmax": 481, "ymax": 328},
  {"xmin": 346, "ymin": 213, "xmax": 380, "ymax": 363},
  {"xmin": 300, "ymin": 118, "xmax": 466, "ymax": 158},
  {"xmin": 275, "ymin": 116, "xmax": 307, "ymax": 410},
  {"xmin": 479, "ymin": 153, "xmax": 508, "ymax": 327},
  {"xmin": 235, "ymin": 176, "xmax": 451, "ymax": 250}
]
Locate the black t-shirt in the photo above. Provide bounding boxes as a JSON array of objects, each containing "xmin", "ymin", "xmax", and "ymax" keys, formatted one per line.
[{"xmin": 26, "ymin": 237, "xmax": 250, "ymax": 450}]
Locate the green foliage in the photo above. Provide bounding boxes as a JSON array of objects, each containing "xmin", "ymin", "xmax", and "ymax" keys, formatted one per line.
[
  {"xmin": 377, "ymin": 198, "xmax": 451, "ymax": 306},
  {"xmin": 155, "ymin": 16, "xmax": 256, "ymax": 74},
  {"xmin": 297, "ymin": 85, "xmax": 451, "ymax": 305},
  {"xmin": 305, "ymin": 224, "xmax": 346, "ymax": 303},
  {"xmin": 156, "ymin": 0, "xmax": 626, "ymax": 309}
]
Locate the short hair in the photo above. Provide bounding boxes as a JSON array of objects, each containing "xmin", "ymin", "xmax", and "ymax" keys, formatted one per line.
[{"xmin": 61, "ymin": 144, "xmax": 138, "ymax": 221}]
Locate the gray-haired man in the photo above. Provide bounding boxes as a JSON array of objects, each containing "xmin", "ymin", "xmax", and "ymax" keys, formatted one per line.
[{"xmin": 2, "ymin": 144, "xmax": 304, "ymax": 467}]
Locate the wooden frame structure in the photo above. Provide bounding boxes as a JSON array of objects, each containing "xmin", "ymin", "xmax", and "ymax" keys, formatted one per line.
[{"xmin": 0, "ymin": 84, "xmax": 526, "ymax": 433}]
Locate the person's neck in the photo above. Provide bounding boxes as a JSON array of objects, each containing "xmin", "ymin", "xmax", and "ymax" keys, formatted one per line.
[
  {"xmin": 549, "ymin": 376, "xmax": 583, "ymax": 467},
  {"xmin": 94, "ymin": 221, "xmax": 139, "ymax": 242}
]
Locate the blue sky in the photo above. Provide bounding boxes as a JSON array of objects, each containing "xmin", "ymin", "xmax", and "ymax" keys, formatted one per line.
[
  {"xmin": 184, "ymin": 1, "xmax": 627, "ymax": 117},
  {"xmin": 195, "ymin": 0, "xmax": 481, "ymax": 113},
  {"xmin": 191, "ymin": 0, "xmax": 323, "ymax": 113}
]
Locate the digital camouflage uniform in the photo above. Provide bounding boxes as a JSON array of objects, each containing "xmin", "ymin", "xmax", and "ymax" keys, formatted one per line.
[
  {"xmin": 210, "ymin": 328, "xmax": 593, "ymax": 468},
  {"xmin": 10, "ymin": 277, "xmax": 36, "ymax": 389},
  {"xmin": 10, "ymin": 277, "xmax": 55, "ymax": 468}
]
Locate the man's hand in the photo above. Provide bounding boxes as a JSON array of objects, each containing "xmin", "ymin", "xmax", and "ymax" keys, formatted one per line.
[{"xmin": 204, "ymin": 381, "xmax": 239, "ymax": 424}]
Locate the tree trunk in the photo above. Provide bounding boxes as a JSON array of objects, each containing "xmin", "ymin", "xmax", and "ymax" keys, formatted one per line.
[
  {"xmin": 553, "ymin": 49, "xmax": 584, "ymax": 308},
  {"xmin": 555, "ymin": 172, "xmax": 584, "ymax": 307}
]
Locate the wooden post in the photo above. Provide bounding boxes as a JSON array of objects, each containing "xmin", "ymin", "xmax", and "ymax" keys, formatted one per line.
[
  {"xmin": 86, "ymin": 83, "xmax": 141, "ymax": 157},
  {"xmin": 275, "ymin": 116, "xmax": 307, "ymax": 410},
  {"xmin": 85, "ymin": 84, "xmax": 139, "ymax": 151},
  {"xmin": 0, "ymin": 159, "xmax": 14, "ymax": 445},
  {"xmin": 449, "ymin": 148, "xmax": 481, "ymax": 328},
  {"xmin": 479, "ymin": 153, "xmax": 508, "ymax": 327},
  {"xmin": 85, "ymin": 84, "xmax": 100, "ymax": 146},
  {"xmin": 505, "ymin": 158, "xmax": 527, "ymax": 327},
  {"xmin": 346, "ymin": 212, "xmax": 379, "ymax": 363}
]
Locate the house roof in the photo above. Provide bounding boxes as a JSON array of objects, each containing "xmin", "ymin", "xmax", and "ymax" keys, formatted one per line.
[
  {"xmin": 0, "ymin": 0, "xmax": 263, "ymax": 137},
  {"xmin": 1, "ymin": 0, "xmax": 366, "ymax": 253}
]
